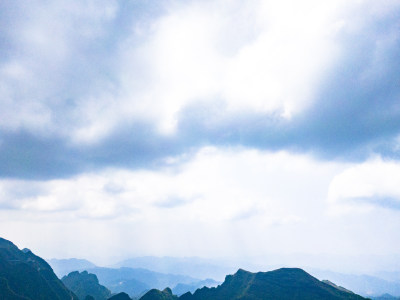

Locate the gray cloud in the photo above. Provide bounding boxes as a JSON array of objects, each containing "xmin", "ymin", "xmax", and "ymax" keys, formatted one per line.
[{"xmin": 1, "ymin": 1, "xmax": 400, "ymax": 179}]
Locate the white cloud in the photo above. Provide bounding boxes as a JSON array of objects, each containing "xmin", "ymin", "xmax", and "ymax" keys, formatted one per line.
[
  {"xmin": 328, "ymin": 157, "xmax": 400, "ymax": 213},
  {"xmin": 1, "ymin": 0, "xmax": 361, "ymax": 140},
  {"xmin": 0, "ymin": 148, "xmax": 346, "ymax": 258},
  {"xmin": 118, "ymin": 0, "xmax": 346, "ymax": 133},
  {"xmin": 2, "ymin": 148, "xmax": 400, "ymax": 269},
  {"xmin": 2, "ymin": 0, "xmax": 400, "ymax": 271}
]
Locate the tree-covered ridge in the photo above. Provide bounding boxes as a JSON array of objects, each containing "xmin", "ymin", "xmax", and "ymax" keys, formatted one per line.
[
  {"xmin": 0, "ymin": 237, "xmax": 78, "ymax": 300},
  {"xmin": 140, "ymin": 288, "xmax": 178, "ymax": 300},
  {"xmin": 143, "ymin": 268, "xmax": 368, "ymax": 300},
  {"xmin": 62, "ymin": 270, "xmax": 111, "ymax": 300}
]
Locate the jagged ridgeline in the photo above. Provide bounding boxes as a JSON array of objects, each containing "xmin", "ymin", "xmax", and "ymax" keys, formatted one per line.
[
  {"xmin": 0, "ymin": 237, "xmax": 78, "ymax": 300},
  {"xmin": 0, "ymin": 237, "xmax": 370, "ymax": 300},
  {"xmin": 62, "ymin": 271, "xmax": 111, "ymax": 300},
  {"xmin": 141, "ymin": 268, "xmax": 369, "ymax": 300}
]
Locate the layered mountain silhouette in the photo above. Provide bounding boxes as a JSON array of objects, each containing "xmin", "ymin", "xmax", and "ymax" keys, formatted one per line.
[
  {"xmin": 0, "ymin": 237, "xmax": 372, "ymax": 300},
  {"xmin": 311, "ymin": 269, "xmax": 400, "ymax": 297},
  {"xmin": 48, "ymin": 258, "xmax": 96, "ymax": 278},
  {"xmin": 140, "ymin": 287, "xmax": 177, "ymax": 300},
  {"xmin": 62, "ymin": 270, "xmax": 111, "ymax": 300},
  {"xmin": 0, "ymin": 237, "xmax": 78, "ymax": 300},
  {"xmin": 371, "ymin": 294, "xmax": 400, "ymax": 300},
  {"xmin": 115, "ymin": 257, "xmax": 235, "ymax": 280},
  {"xmin": 84, "ymin": 267, "xmax": 199, "ymax": 297},
  {"xmin": 172, "ymin": 278, "xmax": 219, "ymax": 296},
  {"xmin": 141, "ymin": 268, "xmax": 368, "ymax": 300},
  {"xmin": 107, "ymin": 292, "xmax": 132, "ymax": 300}
]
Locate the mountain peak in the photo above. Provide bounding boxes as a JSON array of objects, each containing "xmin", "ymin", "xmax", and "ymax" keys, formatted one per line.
[
  {"xmin": 0, "ymin": 237, "xmax": 18, "ymax": 249},
  {"xmin": 180, "ymin": 268, "xmax": 367, "ymax": 300},
  {"xmin": 0, "ymin": 237, "xmax": 78, "ymax": 300}
]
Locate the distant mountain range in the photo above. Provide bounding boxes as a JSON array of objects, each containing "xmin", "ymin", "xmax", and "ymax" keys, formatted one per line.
[
  {"xmin": 48, "ymin": 258, "xmax": 96, "ymax": 278},
  {"xmin": 172, "ymin": 278, "xmax": 219, "ymax": 296},
  {"xmin": 309, "ymin": 269, "xmax": 400, "ymax": 297},
  {"xmin": 114, "ymin": 257, "xmax": 236, "ymax": 280},
  {"xmin": 47, "ymin": 256, "xmax": 400, "ymax": 298},
  {"xmin": 111, "ymin": 256, "xmax": 400, "ymax": 298},
  {"xmin": 84, "ymin": 266, "xmax": 202, "ymax": 298},
  {"xmin": 372, "ymin": 294, "xmax": 400, "ymax": 300},
  {"xmin": 1, "ymin": 237, "xmax": 398, "ymax": 300},
  {"xmin": 46, "ymin": 258, "xmax": 219, "ymax": 298}
]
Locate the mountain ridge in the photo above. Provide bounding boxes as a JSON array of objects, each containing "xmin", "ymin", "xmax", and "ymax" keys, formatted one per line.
[
  {"xmin": 142, "ymin": 268, "xmax": 369, "ymax": 300},
  {"xmin": 0, "ymin": 237, "xmax": 78, "ymax": 300}
]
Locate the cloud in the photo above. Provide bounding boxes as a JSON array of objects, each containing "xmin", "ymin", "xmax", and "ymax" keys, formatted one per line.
[
  {"xmin": 1, "ymin": 0, "xmax": 400, "ymax": 274},
  {"xmin": 0, "ymin": 0, "xmax": 347, "ymax": 135},
  {"xmin": 0, "ymin": 148, "xmax": 343, "ymax": 259},
  {"xmin": 0, "ymin": 148, "xmax": 339, "ymax": 219},
  {"xmin": 2, "ymin": 148, "xmax": 400, "ymax": 267},
  {"xmin": 1, "ymin": 0, "xmax": 400, "ymax": 180},
  {"xmin": 328, "ymin": 157, "xmax": 400, "ymax": 212}
]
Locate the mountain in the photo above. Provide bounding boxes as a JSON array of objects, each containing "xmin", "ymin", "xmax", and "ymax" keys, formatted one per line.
[
  {"xmin": 107, "ymin": 292, "xmax": 132, "ymax": 300},
  {"xmin": 48, "ymin": 258, "xmax": 97, "ymax": 278},
  {"xmin": 0, "ymin": 237, "xmax": 78, "ymax": 300},
  {"xmin": 323, "ymin": 280, "xmax": 355, "ymax": 294},
  {"xmin": 310, "ymin": 269, "xmax": 400, "ymax": 297},
  {"xmin": 62, "ymin": 270, "xmax": 111, "ymax": 300},
  {"xmin": 86, "ymin": 267, "xmax": 199, "ymax": 298},
  {"xmin": 372, "ymin": 294, "xmax": 400, "ymax": 300},
  {"xmin": 172, "ymin": 279, "xmax": 220, "ymax": 296},
  {"xmin": 178, "ymin": 268, "xmax": 367, "ymax": 300},
  {"xmin": 140, "ymin": 288, "xmax": 178, "ymax": 300},
  {"xmin": 115, "ymin": 257, "xmax": 235, "ymax": 280}
]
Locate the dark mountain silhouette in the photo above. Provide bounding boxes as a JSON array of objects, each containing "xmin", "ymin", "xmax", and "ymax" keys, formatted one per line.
[
  {"xmin": 62, "ymin": 270, "xmax": 111, "ymax": 300},
  {"xmin": 0, "ymin": 276, "xmax": 30, "ymax": 299},
  {"xmin": 48, "ymin": 258, "xmax": 97, "ymax": 278},
  {"xmin": 0, "ymin": 237, "xmax": 78, "ymax": 300},
  {"xmin": 140, "ymin": 287, "xmax": 177, "ymax": 300},
  {"xmin": 0, "ymin": 237, "xmax": 375, "ymax": 300},
  {"xmin": 107, "ymin": 292, "xmax": 132, "ymax": 300},
  {"xmin": 143, "ymin": 268, "xmax": 368, "ymax": 300}
]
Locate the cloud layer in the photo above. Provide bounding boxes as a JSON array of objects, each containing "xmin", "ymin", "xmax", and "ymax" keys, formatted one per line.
[
  {"xmin": 1, "ymin": 0, "xmax": 400, "ymax": 271},
  {"xmin": 1, "ymin": 0, "xmax": 400, "ymax": 180}
]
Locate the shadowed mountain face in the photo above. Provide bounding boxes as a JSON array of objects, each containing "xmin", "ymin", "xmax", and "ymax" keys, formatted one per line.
[
  {"xmin": 62, "ymin": 271, "xmax": 111, "ymax": 300},
  {"xmin": 0, "ymin": 237, "xmax": 78, "ymax": 300},
  {"xmin": 183, "ymin": 268, "xmax": 368, "ymax": 300},
  {"xmin": 140, "ymin": 288, "xmax": 178, "ymax": 300},
  {"xmin": 107, "ymin": 292, "xmax": 132, "ymax": 300},
  {"xmin": 141, "ymin": 268, "xmax": 368, "ymax": 300}
]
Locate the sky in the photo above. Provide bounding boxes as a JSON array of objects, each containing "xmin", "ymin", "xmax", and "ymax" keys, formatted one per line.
[{"xmin": 1, "ymin": 0, "xmax": 400, "ymax": 274}]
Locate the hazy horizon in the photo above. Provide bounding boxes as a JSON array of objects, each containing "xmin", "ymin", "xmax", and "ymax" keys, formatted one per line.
[{"xmin": 1, "ymin": 0, "xmax": 400, "ymax": 278}]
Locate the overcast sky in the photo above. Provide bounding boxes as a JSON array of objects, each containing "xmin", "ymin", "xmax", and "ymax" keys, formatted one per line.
[{"xmin": 1, "ymin": 0, "xmax": 400, "ymax": 273}]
